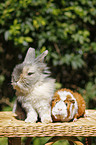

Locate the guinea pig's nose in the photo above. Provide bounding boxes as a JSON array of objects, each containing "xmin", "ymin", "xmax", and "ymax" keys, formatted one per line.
[{"xmin": 58, "ymin": 108, "xmax": 62, "ymax": 111}]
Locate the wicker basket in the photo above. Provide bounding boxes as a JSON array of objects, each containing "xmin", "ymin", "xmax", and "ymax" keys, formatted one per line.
[{"xmin": 0, "ymin": 110, "xmax": 96, "ymax": 137}]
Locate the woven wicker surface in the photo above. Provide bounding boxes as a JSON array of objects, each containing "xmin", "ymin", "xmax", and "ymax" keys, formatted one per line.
[{"xmin": 0, "ymin": 110, "xmax": 96, "ymax": 137}]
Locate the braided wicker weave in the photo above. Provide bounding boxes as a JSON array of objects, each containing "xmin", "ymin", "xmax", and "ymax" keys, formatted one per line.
[{"xmin": 0, "ymin": 110, "xmax": 96, "ymax": 137}]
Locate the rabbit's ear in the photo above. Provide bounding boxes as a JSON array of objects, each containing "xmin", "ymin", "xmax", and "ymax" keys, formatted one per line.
[
  {"xmin": 23, "ymin": 47, "xmax": 35, "ymax": 64},
  {"xmin": 35, "ymin": 50, "xmax": 48, "ymax": 63}
]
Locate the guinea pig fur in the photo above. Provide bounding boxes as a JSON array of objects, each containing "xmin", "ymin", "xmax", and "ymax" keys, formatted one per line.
[{"xmin": 51, "ymin": 88, "xmax": 86, "ymax": 122}]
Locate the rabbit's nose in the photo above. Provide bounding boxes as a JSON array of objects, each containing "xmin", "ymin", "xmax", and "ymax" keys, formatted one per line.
[
  {"xmin": 58, "ymin": 108, "xmax": 62, "ymax": 111},
  {"xmin": 20, "ymin": 74, "xmax": 23, "ymax": 78}
]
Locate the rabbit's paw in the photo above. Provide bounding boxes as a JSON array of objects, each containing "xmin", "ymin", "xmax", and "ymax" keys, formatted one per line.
[
  {"xmin": 25, "ymin": 117, "xmax": 37, "ymax": 123},
  {"xmin": 41, "ymin": 114, "xmax": 52, "ymax": 123}
]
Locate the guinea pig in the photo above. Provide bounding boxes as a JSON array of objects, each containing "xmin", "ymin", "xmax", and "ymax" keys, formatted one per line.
[{"xmin": 51, "ymin": 88, "xmax": 86, "ymax": 122}]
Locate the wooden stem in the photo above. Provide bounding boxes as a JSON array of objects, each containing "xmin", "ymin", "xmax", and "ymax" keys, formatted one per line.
[
  {"xmin": 85, "ymin": 137, "xmax": 92, "ymax": 145},
  {"xmin": 69, "ymin": 141, "xmax": 74, "ymax": 145},
  {"xmin": 8, "ymin": 137, "xmax": 21, "ymax": 145},
  {"xmin": 25, "ymin": 137, "xmax": 33, "ymax": 145}
]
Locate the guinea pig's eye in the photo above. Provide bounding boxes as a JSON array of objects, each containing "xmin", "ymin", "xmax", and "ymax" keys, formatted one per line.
[
  {"xmin": 65, "ymin": 102, "xmax": 68, "ymax": 106},
  {"xmin": 56, "ymin": 101, "xmax": 58, "ymax": 104},
  {"xmin": 27, "ymin": 72, "xmax": 35, "ymax": 76}
]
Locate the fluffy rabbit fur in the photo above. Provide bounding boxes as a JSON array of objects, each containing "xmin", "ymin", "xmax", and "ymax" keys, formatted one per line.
[
  {"xmin": 12, "ymin": 48, "xmax": 55, "ymax": 123},
  {"xmin": 52, "ymin": 88, "xmax": 85, "ymax": 122}
]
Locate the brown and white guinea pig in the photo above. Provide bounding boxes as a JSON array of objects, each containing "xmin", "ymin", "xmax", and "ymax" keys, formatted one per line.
[{"xmin": 51, "ymin": 88, "xmax": 86, "ymax": 122}]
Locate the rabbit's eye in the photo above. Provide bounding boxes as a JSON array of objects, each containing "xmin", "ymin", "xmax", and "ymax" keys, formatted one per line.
[{"xmin": 28, "ymin": 72, "xmax": 34, "ymax": 76}]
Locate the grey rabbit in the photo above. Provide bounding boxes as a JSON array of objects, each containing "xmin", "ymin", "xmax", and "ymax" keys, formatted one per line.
[{"xmin": 12, "ymin": 48, "xmax": 55, "ymax": 123}]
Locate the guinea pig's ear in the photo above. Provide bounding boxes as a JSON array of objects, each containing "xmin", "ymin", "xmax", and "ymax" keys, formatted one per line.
[
  {"xmin": 52, "ymin": 98, "xmax": 55, "ymax": 101},
  {"xmin": 51, "ymin": 98, "xmax": 57, "ymax": 107},
  {"xmin": 71, "ymin": 100, "xmax": 75, "ymax": 104}
]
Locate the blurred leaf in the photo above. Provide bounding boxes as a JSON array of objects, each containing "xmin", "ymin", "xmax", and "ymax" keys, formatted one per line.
[
  {"xmin": 0, "ymin": 138, "xmax": 7, "ymax": 145},
  {"xmin": 0, "ymin": 75, "xmax": 5, "ymax": 85},
  {"xmin": 4, "ymin": 31, "xmax": 10, "ymax": 41},
  {"xmin": 2, "ymin": 106, "xmax": 12, "ymax": 111},
  {"xmin": 25, "ymin": 37, "xmax": 33, "ymax": 42},
  {"xmin": 55, "ymin": 82, "xmax": 62, "ymax": 90}
]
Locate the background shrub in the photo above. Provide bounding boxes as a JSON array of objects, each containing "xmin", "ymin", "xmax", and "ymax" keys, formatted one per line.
[{"xmin": 0, "ymin": 0, "xmax": 96, "ymax": 109}]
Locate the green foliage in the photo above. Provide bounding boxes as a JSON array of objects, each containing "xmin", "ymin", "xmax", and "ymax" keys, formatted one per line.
[
  {"xmin": 22, "ymin": 137, "xmax": 69, "ymax": 145},
  {"xmin": 0, "ymin": 138, "xmax": 7, "ymax": 145},
  {"xmin": 79, "ymin": 81, "xmax": 96, "ymax": 108},
  {"xmin": 2, "ymin": 106, "xmax": 12, "ymax": 111},
  {"xmin": 52, "ymin": 140, "xmax": 68, "ymax": 145},
  {"xmin": 0, "ymin": 75, "xmax": 5, "ymax": 86},
  {"xmin": 32, "ymin": 137, "xmax": 50, "ymax": 145},
  {"xmin": 0, "ymin": 0, "xmax": 96, "ymax": 108}
]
